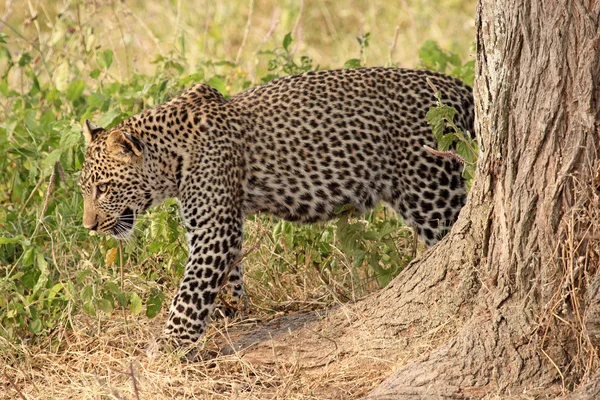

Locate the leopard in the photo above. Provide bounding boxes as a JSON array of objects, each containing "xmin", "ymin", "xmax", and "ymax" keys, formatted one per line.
[{"xmin": 79, "ymin": 67, "xmax": 474, "ymax": 344}]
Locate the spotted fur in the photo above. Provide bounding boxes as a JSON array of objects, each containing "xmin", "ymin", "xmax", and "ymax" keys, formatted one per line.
[{"xmin": 79, "ymin": 67, "xmax": 474, "ymax": 343}]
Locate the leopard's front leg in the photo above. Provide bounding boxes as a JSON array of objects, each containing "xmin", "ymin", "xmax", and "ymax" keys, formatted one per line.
[
  {"xmin": 162, "ymin": 131, "xmax": 245, "ymax": 344},
  {"xmin": 164, "ymin": 214, "xmax": 243, "ymax": 343}
]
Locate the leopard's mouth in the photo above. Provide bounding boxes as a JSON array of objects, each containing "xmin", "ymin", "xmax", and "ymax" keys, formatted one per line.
[{"xmin": 110, "ymin": 207, "xmax": 136, "ymax": 239}]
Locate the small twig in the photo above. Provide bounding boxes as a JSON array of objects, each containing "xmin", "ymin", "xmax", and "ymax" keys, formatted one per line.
[
  {"xmin": 120, "ymin": 4, "xmax": 164, "ymax": 57},
  {"xmin": 291, "ymin": 0, "xmax": 304, "ymax": 39},
  {"xmin": 426, "ymin": 77, "xmax": 439, "ymax": 94},
  {"xmin": 19, "ymin": 175, "xmax": 44, "ymax": 216},
  {"xmin": 423, "ymin": 145, "xmax": 466, "ymax": 164},
  {"xmin": 55, "ymin": 160, "xmax": 66, "ymax": 185},
  {"xmin": 234, "ymin": 0, "xmax": 254, "ymax": 66},
  {"xmin": 304, "ymin": 326, "xmax": 339, "ymax": 364},
  {"xmin": 16, "ymin": 364, "xmax": 39, "ymax": 395},
  {"xmin": 174, "ymin": 0, "xmax": 182, "ymax": 49},
  {"xmin": 219, "ymin": 241, "xmax": 262, "ymax": 292},
  {"xmin": 112, "ymin": 4, "xmax": 131, "ymax": 80},
  {"xmin": 411, "ymin": 225, "xmax": 419, "ymax": 258},
  {"xmin": 217, "ymin": 241, "xmax": 262, "ymax": 312},
  {"xmin": 75, "ymin": 2, "xmax": 86, "ymax": 51},
  {"xmin": 0, "ymin": 0, "xmax": 14, "ymax": 32},
  {"xmin": 541, "ymin": 347, "xmax": 565, "ymax": 392},
  {"xmin": 3, "ymin": 371, "xmax": 27, "ymax": 400},
  {"xmin": 202, "ymin": 1, "xmax": 212, "ymax": 57},
  {"xmin": 129, "ymin": 363, "xmax": 140, "ymax": 400},
  {"xmin": 115, "ymin": 364, "xmax": 140, "ymax": 400},
  {"xmin": 388, "ymin": 25, "xmax": 400, "ymax": 66},
  {"xmin": 118, "ymin": 240, "xmax": 132, "ymax": 340},
  {"xmin": 40, "ymin": 163, "xmax": 56, "ymax": 220},
  {"xmin": 119, "ymin": 241, "xmax": 124, "ymax": 291},
  {"xmin": 216, "ymin": 292, "xmax": 236, "ymax": 311},
  {"xmin": 257, "ymin": 9, "xmax": 279, "ymax": 50}
]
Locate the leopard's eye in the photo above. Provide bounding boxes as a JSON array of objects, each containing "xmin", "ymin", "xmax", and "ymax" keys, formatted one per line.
[{"xmin": 97, "ymin": 183, "xmax": 108, "ymax": 195}]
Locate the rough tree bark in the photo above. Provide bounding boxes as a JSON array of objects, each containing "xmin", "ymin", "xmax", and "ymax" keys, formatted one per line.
[
  {"xmin": 363, "ymin": 0, "xmax": 600, "ymax": 397},
  {"xmin": 227, "ymin": 0, "xmax": 600, "ymax": 398}
]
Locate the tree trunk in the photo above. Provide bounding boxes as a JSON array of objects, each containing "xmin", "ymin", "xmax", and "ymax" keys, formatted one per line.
[
  {"xmin": 362, "ymin": 0, "xmax": 600, "ymax": 397},
  {"xmin": 227, "ymin": 0, "xmax": 600, "ymax": 398}
]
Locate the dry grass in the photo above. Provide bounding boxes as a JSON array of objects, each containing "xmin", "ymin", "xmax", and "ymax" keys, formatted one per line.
[
  {"xmin": 0, "ymin": 214, "xmax": 419, "ymax": 399},
  {"xmin": 0, "ymin": 214, "xmax": 404, "ymax": 400},
  {"xmin": 0, "ymin": 301, "xmax": 382, "ymax": 399},
  {"xmin": 536, "ymin": 160, "xmax": 600, "ymax": 394}
]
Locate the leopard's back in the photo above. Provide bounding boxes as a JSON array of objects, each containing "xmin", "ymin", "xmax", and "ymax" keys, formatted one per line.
[{"xmin": 230, "ymin": 68, "xmax": 473, "ymax": 244}]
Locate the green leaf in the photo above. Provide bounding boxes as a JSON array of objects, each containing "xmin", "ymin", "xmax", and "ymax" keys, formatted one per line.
[
  {"xmin": 368, "ymin": 253, "xmax": 381, "ymax": 273},
  {"xmin": 150, "ymin": 211, "xmax": 168, "ymax": 240},
  {"xmin": 377, "ymin": 222, "xmax": 395, "ymax": 238},
  {"xmin": 29, "ymin": 74, "xmax": 41, "ymax": 96},
  {"xmin": 96, "ymin": 49, "xmax": 114, "ymax": 70},
  {"xmin": 0, "ymin": 236, "xmax": 30, "ymax": 246},
  {"xmin": 439, "ymin": 133, "xmax": 455, "ymax": 151},
  {"xmin": 96, "ymin": 109, "xmax": 122, "ymax": 128},
  {"xmin": 43, "ymin": 149, "xmax": 62, "ymax": 171},
  {"xmin": 261, "ymin": 74, "xmax": 280, "ymax": 83},
  {"xmin": 66, "ymin": 80, "xmax": 85, "ymax": 103},
  {"xmin": 129, "ymin": 292, "xmax": 143, "ymax": 315},
  {"xmin": 0, "ymin": 32, "xmax": 8, "ymax": 44},
  {"xmin": 146, "ymin": 291, "xmax": 164, "ymax": 318},
  {"xmin": 86, "ymin": 92, "xmax": 106, "ymax": 109},
  {"xmin": 147, "ymin": 242, "xmax": 163, "ymax": 253},
  {"xmin": 60, "ymin": 125, "xmax": 82, "ymax": 151},
  {"xmin": 213, "ymin": 60, "xmax": 237, "ymax": 68},
  {"xmin": 32, "ymin": 252, "xmax": 49, "ymax": 296},
  {"xmin": 97, "ymin": 298, "xmax": 113, "ymax": 314},
  {"xmin": 419, "ymin": 40, "xmax": 448, "ymax": 72},
  {"xmin": 25, "ymin": 110, "xmax": 38, "ymax": 130},
  {"xmin": 48, "ymin": 283, "xmax": 65, "ymax": 302},
  {"xmin": 357, "ymin": 32, "xmax": 370, "ymax": 47},
  {"xmin": 104, "ymin": 282, "xmax": 120, "ymax": 294},
  {"xmin": 207, "ymin": 76, "xmax": 227, "ymax": 95},
  {"xmin": 54, "ymin": 62, "xmax": 70, "ymax": 92},
  {"xmin": 105, "ymin": 282, "xmax": 128, "ymax": 307},
  {"xmin": 76, "ymin": 269, "xmax": 92, "ymax": 283},
  {"xmin": 353, "ymin": 249, "xmax": 366, "ymax": 268},
  {"xmin": 179, "ymin": 71, "xmax": 205, "ymax": 87},
  {"xmin": 0, "ymin": 77, "xmax": 8, "ymax": 96},
  {"xmin": 311, "ymin": 248, "xmax": 322, "ymax": 263},
  {"xmin": 18, "ymin": 52, "xmax": 32, "ymax": 67},
  {"xmin": 283, "ymin": 32, "xmax": 293, "ymax": 51},
  {"xmin": 343, "ymin": 59, "xmax": 361, "ymax": 68},
  {"xmin": 164, "ymin": 60, "xmax": 184, "ymax": 74},
  {"xmin": 83, "ymin": 301, "xmax": 96, "ymax": 316},
  {"xmin": 9, "ymin": 272, "xmax": 24, "ymax": 281},
  {"xmin": 29, "ymin": 319, "xmax": 42, "ymax": 334},
  {"xmin": 363, "ymin": 230, "xmax": 379, "ymax": 241},
  {"xmin": 21, "ymin": 270, "xmax": 37, "ymax": 290},
  {"xmin": 81, "ymin": 284, "xmax": 94, "ymax": 302},
  {"xmin": 455, "ymin": 141, "xmax": 470, "ymax": 159},
  {"xmin": 90, "ymin": 69, "xmax": 101, "ymax": 79}
]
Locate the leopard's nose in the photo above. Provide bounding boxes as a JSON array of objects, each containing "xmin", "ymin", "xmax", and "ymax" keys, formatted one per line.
[{"xmin": 84, "ymin": 220, "xmax": 98, "ymax": 231}]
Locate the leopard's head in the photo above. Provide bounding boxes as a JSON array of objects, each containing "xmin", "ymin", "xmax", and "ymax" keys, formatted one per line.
[{"xmin": 79, "ymin": 120, "xmax": 149, "ymax": 239}]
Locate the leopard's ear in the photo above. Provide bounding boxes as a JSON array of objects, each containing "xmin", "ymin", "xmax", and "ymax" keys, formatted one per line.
[
  {"xmin": 106, "ymin": 130, "xmax": 145, "ymax": 163},
  {"xmin": 82, "ymin": 120, "xmax": 103, "ymax": 146}
]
